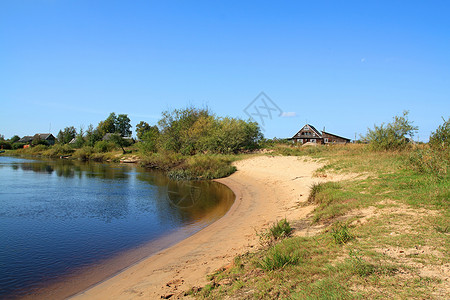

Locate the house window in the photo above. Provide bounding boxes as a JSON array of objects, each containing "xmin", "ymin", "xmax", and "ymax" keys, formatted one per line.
[
  {"xmin": 312, "ymin": 139, "xmax": 316, "ymax": 143},
  {"xmin": 324, "ymin": 138, "xmax": 328, "ymax": 143}
]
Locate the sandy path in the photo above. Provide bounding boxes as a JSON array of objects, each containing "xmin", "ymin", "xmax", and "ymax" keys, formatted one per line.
[{"xmin": 72, "ymin": 156, "xmax": 323, "ymax": 299}]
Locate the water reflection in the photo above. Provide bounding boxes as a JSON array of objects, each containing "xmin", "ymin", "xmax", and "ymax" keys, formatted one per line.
[{"xmin": 0, "ymin": 156, "xmax": 234, "ymax": 299}]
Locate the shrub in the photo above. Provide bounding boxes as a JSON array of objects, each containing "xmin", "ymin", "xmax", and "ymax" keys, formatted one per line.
[
  {"xmin": 12, "ymin": 142, "xmax": 26, "ymax": 150},
  {"xmin": 94, "ymin": 140, "xmax": 116, "ymax": 153},
  {"xmin": 363, "ymin": 111, "xmax": 418, "ymax": 151},
  {"xmin": 269, "ymin": 219, "xmax": 293, "ymax": 240},
  {"xmin": 429, "ymin": 117, "xmax": 450, "ymax": 150},
  {"xmin": 42, "ymin": 144, "xmax": 74, "ymax": 157},
  {"xmin": 0, "ymin": 140, "xmax": 12, "ymax": 150},
  {"xmin": 73, "ymin": 146, "xmax": 95, "ymax": 161}
]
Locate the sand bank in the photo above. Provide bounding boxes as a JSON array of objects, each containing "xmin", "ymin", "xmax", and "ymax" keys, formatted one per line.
[{"xmin": 73, "ymin": 156, "xmax": 324, "ymax": 299}]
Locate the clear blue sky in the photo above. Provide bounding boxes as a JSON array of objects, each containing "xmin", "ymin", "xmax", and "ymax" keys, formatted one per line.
[{"xmin": 1, "ymin": 0, "xmax": 449, "ymax": 141}]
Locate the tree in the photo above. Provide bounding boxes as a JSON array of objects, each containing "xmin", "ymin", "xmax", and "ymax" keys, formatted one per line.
[
  {"xmin": 57, "ymin": 126, "xmax": 77, "ymax": 144},
  {"xmin": 10, "ymin": 135, "xmax": 20, "ymax": 143},
  {"xmin": 364, "ymin": 111, "xmax": 418, "ymax": 151},
  {"xmin": 138, "ymin": 125, "xmax": 160, "ymax": 153},
  {"xmin": 97, "ymin": 113, "xmax": 117, "ymax": 137},
  {"xmin": 85, "ymin": 124, "xmax": 102, "ymax": 147},
  {"xmin": 116, "ymin": 114, "xmax": 132, "ymax": 137},
  {"xmin": 136, "ymin": 121, "xmax": 152, "ymax": 140},
  {"xmin": 108, "ymin": 133, "xmax": 128, "ymax": 154}
]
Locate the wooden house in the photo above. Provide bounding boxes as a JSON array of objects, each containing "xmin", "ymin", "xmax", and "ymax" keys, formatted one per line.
[
  {"xmin": 19, "ymin": 133, "xmax": 56, "ymax": 145},
  {"xmin": 290, "ymin": 124, "xmax": 350, "ymax": 144}
]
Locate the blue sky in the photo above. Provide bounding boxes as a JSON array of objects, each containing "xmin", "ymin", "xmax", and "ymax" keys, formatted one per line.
[{"xmin": 1, "ymin": 1, "xmax": 449, "ymax": 141}]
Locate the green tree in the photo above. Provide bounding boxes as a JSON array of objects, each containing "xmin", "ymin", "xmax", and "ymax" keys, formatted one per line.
[
  {"xmin": 108, "ymin": 133, "xmax": 128, "ymax": 154},
  {"xmin": 85, "ymin": 124, "xmax": 102, "ymax": 147},
  {"xmin": 57, "ymin": 126, "xmax": 77, "ymax": 144},
  {"xmin": 136, "ymin": 121, "xmax": 152, "ymax": 140},
  {"xmin": 97, "ymin": 113, "xmax": 117, "ymax": 137},
  {"xmin": 10, "ymin": 135, "xmax": 20, "ymax": 143},
  {"xmin": 158, "ymin": 107, "xmax": 212, "ymax": 153},
  {"xmin": 364, "ymin": 111, "xmax": 418, "ymax": 151},
  {"xmin": 115, "ymin": 114, "xmax": 132, "ymax": 137},
  {"xmin": 138, "ymin": 125, "xmax": 160, "ymax": 153}
]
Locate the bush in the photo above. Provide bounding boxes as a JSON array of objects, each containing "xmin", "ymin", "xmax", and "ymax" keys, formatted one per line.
[
  {"xmin": 168, "ymin": 155, "xmax": 236, "ymax": 180},
  {"xmin": 42, "ymin": 144, "xmax": 74, "ymax": 157},
  {"xmin": 73, "ymin": 146, "xmax": 95, "ymax": 161},
  {"xmin": 363, "ymin": 111, "xmax": 418, "ymax": 151},
  {"xmin": 94, "ymin": 140, "xmax": 116, "ymax": 153},
  {"xmin": 27, "ymin": 144, "xmax": 48, "ymax": 154},
  {"xmin": 0, "ymin": 140, "xmax": 12, "ymax": 150},
  {"xmin": 409, "ymin": 118, "xmax": 450, "ymax": 179},
  {"xmin": 12, "ymin": 143, "xmax": 26, "ymax": 150},
  {"xmin": 269, "ymin": 219, "xmax": 293, "ymax": 240},
  {"xmin": 429, "ymin": 117, "xmax": 450, "ymax": 150}
]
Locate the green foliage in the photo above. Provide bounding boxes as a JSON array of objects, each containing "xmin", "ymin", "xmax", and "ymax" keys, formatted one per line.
[
  {"xmin": 10, "ymin": 135, "xmax": 20, "ymax": 143},
  {"xmin": 409, "ymin": 118, "xmax": 450, "ymax": 179},
  {"xmin": 330, "ymin": 222, "xmax": 353, "ymax": 244},
  {"xmin": 0, "ymin": 140, "xmax": 12, "ymax": 150},
  {"xmin": 136, "ymin": 121, "xmax": 152, "ymax": 140},
  {"xmin": 94, "ymin": 140, "xmax": 116, "ymax": 153},
  {"xmin": 73, "ymin": 146, "xmax": 95, "ymax": 161},
  {"xmin": 269, "ymin": 219, "xmax": 293, "ymax": 240},
  {"xmin": 116, "ymin": 114, "xmax": 132, "ymax": 137},
  {"xmin": 12, "ymin": 142, "xmax": 25, "ymax": 150},
  {"xmin": 42, "ymin": 144, "xmax": 74, "ymax": 157},
  {"xmin": 137, "ymin": 125, "xmax": 159, "ymax": 153},
  {"xmin": 107, "ymin": 133, "xmax": 129, "ymax": 154},
  {"xmin": 85, "ymin": 124, "xmax": 102, "ymax": 147},
  {"xmin": 409, "ymin": 146, "xmax": 449, "ymax": 179},
  {"xmin": 57, "ymin": 126, "xmax": 77, "ymax": 144},
  {"xmin": 257, "ymin": 247, "xmax": 300, "ymax": 271},
  {"xmin": 97, "ymin": 112, "xmax": 117, "ymax": 136},
  {"xmin": 157, "ymin": 107, "xmax": 262, "ymax": 154},
  {"xmin": 364, "ymin": 110, "xmax": 418, "ymax": 151},
  {"xmin": 32, "ymin": 138, "xmax": 49, "ymax": 146},
  {"xmin": 429, "ymin": 117, "xmax": 450, "ymax": 150},
  {"xmin": 28, "ymin": 144, "xmax": 48, "ymax": 153},
  {"xmin": 167, "ymin": 155, "xmax": 236, "ymax": 180}
]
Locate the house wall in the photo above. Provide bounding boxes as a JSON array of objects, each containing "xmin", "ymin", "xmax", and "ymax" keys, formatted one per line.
[{"xmin": 322, "ymin": 132, "xmax": 350, "ymax": 144}]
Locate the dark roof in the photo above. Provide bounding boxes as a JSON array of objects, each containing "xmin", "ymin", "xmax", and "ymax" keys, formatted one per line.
[
  {"xmin": 292, "ymin": 124, "xmax": 323, "ymax": 139},
  {"xmin": 322, "ymin": 131, "xmax": 350, "ymax": 141},
  {"xmin": 306, "ymin": 124, "xmax": 322, "ymax": 137},
  {"xmin": 19, "ymin": 136, "xmax": 34, "ymax": 143},
  {"xmin": 33, "ymin": 133, "xmax": 55, "ymax": 140}
]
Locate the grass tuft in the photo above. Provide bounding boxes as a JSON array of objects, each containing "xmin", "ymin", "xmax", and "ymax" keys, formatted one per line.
[{"xmin": 330, "ymin": 222, "xmax": 353, "ymax": 244}]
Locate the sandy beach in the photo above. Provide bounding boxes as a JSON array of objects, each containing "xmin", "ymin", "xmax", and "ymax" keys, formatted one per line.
[{"xmin": 73, "ymin": 155, "xmax": 325, "ymax": 299}]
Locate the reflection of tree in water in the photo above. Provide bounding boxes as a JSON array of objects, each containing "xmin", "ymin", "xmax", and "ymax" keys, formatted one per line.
[
  {"xmin": 135, "ymin": 171, "xmax": 235, "ymax": 223},
  {"xmin": 167, "ymin": 181, "xmax": 202, "ymax": 209},
  {"xmin": 21, "ymin": 162, "xmax": 54, "ymax": 174}
]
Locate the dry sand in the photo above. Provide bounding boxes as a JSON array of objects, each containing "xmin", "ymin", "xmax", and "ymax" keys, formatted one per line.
[{"xmin": 72, "ymin": 156, "xmax": 325, "ymax": 299}]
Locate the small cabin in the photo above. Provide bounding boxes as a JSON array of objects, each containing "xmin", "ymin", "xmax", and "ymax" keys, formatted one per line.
[{"xmin": 290, "ymin": 124, "xmax": 350, "ymax": 144}]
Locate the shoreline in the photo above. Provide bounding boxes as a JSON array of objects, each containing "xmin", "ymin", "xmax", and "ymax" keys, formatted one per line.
[{"xmin": 72, "ymin": 156, "xmax": 325, "ymax": 299}]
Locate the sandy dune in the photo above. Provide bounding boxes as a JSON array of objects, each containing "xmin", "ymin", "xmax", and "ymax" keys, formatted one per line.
[{"xmin": 73, "ymin": 156, "xmax": 324, "ymax": 299}]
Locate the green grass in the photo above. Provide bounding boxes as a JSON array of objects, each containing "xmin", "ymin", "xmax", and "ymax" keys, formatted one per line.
[{"xmin": 193, "ymin": 144, "xmax": 450, "ymax": 299}]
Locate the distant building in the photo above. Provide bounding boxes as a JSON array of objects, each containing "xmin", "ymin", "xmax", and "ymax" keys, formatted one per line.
[
  {"xmin": 290, "ymin": 124, "xmax": 350, "ymax": 144},
  {"xmin": 19, "ymin": 133, "xmax": 56, "ymax": 145}
]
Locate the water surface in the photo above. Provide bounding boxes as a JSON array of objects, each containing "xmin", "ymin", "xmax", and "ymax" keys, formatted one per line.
[{"xmin": 0, "ymin": 156, "xmax": 234, "ymax": 298}]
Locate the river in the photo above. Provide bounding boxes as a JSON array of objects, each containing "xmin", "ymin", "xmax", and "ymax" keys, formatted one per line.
[{"xmin": 0, "ymin": 156, "xmax": 234, "ymax": 299}]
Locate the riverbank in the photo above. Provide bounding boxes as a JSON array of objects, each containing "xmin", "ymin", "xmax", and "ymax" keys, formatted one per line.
[{"xmin": 72, "ymin": 155, "xmax": 326, "ymax": 299}]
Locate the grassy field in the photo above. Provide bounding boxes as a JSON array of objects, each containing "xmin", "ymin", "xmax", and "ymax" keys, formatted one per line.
[{"xmin": 192, "ymin": 144, "xmax": 449, "ymax": 299}]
